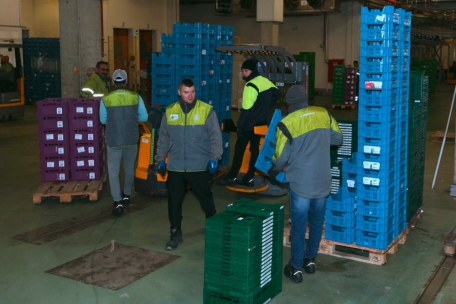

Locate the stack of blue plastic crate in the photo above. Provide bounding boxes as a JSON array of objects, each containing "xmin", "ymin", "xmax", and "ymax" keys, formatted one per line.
[
  {"xmin": 151, "ymin": 23, "xmax": 234, "ymax": 167},
  {"xmin": 355, "ymin": 6, "xmax": 411, "ymax": 250},
  {"xmin": 23, "ymin": 38, "xmax": 61, "ymax": 103}
]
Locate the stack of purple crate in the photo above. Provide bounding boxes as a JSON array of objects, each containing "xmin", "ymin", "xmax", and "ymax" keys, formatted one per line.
[
  {"xmin": 344, "ymin": 67, "xmax": 359, "ymax": 106},
  {"xmin": 38, "ymin": 98, "xmax": 74, "ymax": 182},
  {"xmin": 68, "ymin": 98, "xmax": 106, "ymax": 181}
]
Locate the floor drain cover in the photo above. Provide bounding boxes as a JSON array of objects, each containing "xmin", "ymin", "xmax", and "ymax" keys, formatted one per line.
[{"xmin": 46, "ymin": 243, "xmax": 180, "ymax": 290}]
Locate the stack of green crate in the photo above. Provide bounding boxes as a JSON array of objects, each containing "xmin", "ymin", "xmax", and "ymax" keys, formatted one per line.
[
  {"xmin": 411, "ymin": 60, "xmax": 436, "ymax": 95},
  {"xmin": 203, "ymin": 199, "xmax": 284, "ymax": 303},
  {"xmin": 407, "ymin": 71, "xmax": 428, "ymax": 222},
  {"xmin": 332, "ymin": 65, "xmax": 345, "ymax": 105},
  {"xmin": 330, "ymin": 120, "xmax": 358, "ymax": 194}
]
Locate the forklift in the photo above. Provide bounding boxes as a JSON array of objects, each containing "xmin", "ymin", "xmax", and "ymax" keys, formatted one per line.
[{"xmin": 0, "ymin": 40, "xmax": 24, "ymax": 120}]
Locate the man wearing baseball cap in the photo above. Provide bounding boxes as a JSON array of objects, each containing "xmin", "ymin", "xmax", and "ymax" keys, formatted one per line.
[{"xmin": 100, "ymin": 69, "xmax": 148, "ymax": 215}]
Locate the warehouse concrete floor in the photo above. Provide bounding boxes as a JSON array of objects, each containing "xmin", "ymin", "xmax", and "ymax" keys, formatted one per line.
[{"xmin": 1, "ymin": 84, "xmax": 456, "ymax": 304}]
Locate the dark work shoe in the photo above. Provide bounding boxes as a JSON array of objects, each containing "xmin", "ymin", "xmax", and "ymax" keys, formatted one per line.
[
  {"xmin": 237, "ymin": 175, "xmax": 254, "ymax": 187},
  {"xmin": 284, "ymin": 263, "xmax": 303, "ymax": 283},
  {"xmin": 121, "ymin": 192, "xmax": 130, "ymax": 206},
  {"xmin": 166, "ymin": 229, "xmax": 183, "ymax": 251},
  {"xmin": 303, "ymin": 258, "xmax": 316, "ymax": 274},
  {"xmin": 111, "ymin": 201, "xmax": 124, "ymax": 216},
  {"xmin": 216, "ymin": 176, "xmax": 237, "ymax": 186}
]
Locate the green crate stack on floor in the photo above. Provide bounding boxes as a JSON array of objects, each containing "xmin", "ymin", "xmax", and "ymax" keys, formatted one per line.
[
  {"xmin": 411, "ymin": 60, "xmax": 436, "ymax": 95},
  {"xmin": 407, "ymin": 71, "xmax": 428, "ymax": 222},
  {"xmin": 332, "ymin": 65, "xmax": 346, "ymax": 106},
  {"xmin": 299, "ymin": 52, "xmax": 315, "ymax": 98},
  {"xmin": 203, "ymin": 198, "xmax": 284, "ymax": 303}
]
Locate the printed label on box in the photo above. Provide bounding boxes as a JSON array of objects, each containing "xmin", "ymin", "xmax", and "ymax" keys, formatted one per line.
[
  {"xmin": 75, "ymin": 134, "xmax": 83, "ymax": 140},
  {"xmin": 77, "ymin": 160, "xmax": 84, "ymax": 167},
  {"xmin": 88, "ymin": 160, "xmax": 94, "ymax": 166},
  {"xmin": 202, "ymin": 49, "xmax": 206, "ymax": 55},
  {"xmin": 347, "ymin": 180, "xmax": 355, "ymax": 188},
  {"xmin": 87, "ymin": 121, "xmax": 93, "ymax": 127},
  {"xmin": 87, "ymin": 107, "xmax": 93, "ymax": 114},
  {"xmin": 76, "ymin": 107, "xmax": 84, "ymax": 113},
  {"xmin": 88, "ymin": 134, "xmax": 94, "ymax": 140},
  {"xmin": 77, "ymin": 147, "xmax": 85, "ymax": 153},
  {"xmin": 365, "ymin": 81, "xmax": 383, "ymax": 89},
  {"xmin": 57, "ymin": 121, "xmax": 63, "ymax": 128},
  {"xmin": 58, "ymin": 174, "xmax": 66, "ymax": 180},
  {"xmin": 58, "ymin": 134, "xmax": 64, "ymax": 141},
  {"xmin": 89, "ymin": 173, "xmax": 95, "ymax": 179},
  {"xmin": 46, "ymin": 134, "xmax": 54, "ymax": 140},
  {"xmin": 363, "ymin": 145, "xmax": 381, "ymax": 154},
  {"xmin": 88, "ymin": 147, "xmax": 94, "ymax": 153},
  {"xmin": 47, "ymin": 162, "xmax": 55, "ymax": 168},
  {"xmin": 363, "ymin": 161, "xmax": 380, "ymax": 170},
  {"xmin": 363, "ymin": 177, "xmax": 380, "ymax": 186},
  {"xmin": 56, "ymin": 107, "xmax": 63, "ymax": 115},
  {"xmin": 58, "ymin": 147, "xmax": 64, "ymax": 154},
  {"xmin": 59, "ymin": 160, "xmax": 65, "ymax": 167}
]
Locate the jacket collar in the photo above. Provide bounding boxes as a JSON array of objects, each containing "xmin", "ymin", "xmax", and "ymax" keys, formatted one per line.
[
  {"xmin": 179, "ymin": 98, "xmax": 196, "ymax": 114},
  {"xmin": 243, "ymin": 70, "xmax": 260, "ymax": 82}
]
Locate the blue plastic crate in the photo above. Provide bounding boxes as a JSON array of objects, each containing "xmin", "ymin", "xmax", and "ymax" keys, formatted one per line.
[
  {"xmin": 361, "ymin": 6, "xmax": 400, "ymax": 25},
  {"xmin": 356, "ymin": 228, "xmax": 395, "ymax": 250},
  {"xmin": 326, "ymin": 209, "xmax": 356, "ymax": 227},
  {"xmin": 359, "ymin": 153, "xmax": 396, "ymax": 173},
  {"xmin": 326, "ymin": 188, "xmax": 357, "ymax": 212},
  {"xmin": 359, "ymin": 88, "xmax": 398, "ymax": 106},
  {"xmin": 173, "ymin": 22, "xmax": 210, "ymax": 34},
  {"xmin": 360, "ymin": 45, "xmax": 399, "ymax": 57},
  {"xmin": 342, "ymin": 154, "xmax": 358, "ymax": 174},
  {"xmin": 359, "ymin": 104, "xmax": 397, "ymax": 123},
  {"xmin": 357, "ymin": 183, "xmax": 396, "ymax": 201},
  {"xmin": 359, "ymin": 136, "xmax": 396, "ymax": 156},
  {"xmin": 357, "ymin": 213, "xmax": 395, "ymax": 233},
  {"xmin": 358, "ymin": 166, "xmax": 396, "ymax": 187},
  {"xmin": 359, "ymin": 120, "xmax": 397, "ymax": 139},
  {"xmin": 152, "ymin": 53, "xmax": 175, "ymax": 65},
  {"xmin": 360, "ymin": 56, "xmax": 399, "ymax": 74},
  {"xmin": 152, "ymin": 84, "xmax": 174, "ymax": 96},
  {"xmin": 357, "ymin": 198, "xmax": 395, "ymax": 217},
  {"xmin": 360, "ymin": 73, "xmax": 399, "ymax": 90},
  {"xmin": 255, "ymin": 138, "xmax": 277, "ymax": 175},
  {"xmin": 325, "ymin": 225, "xmax": 356, "ymax": 244},
  {"xmin": 152, "ymin": 75, "xmax": 175, "ymax": 86},
  {"xmin": 360, "ymin": 28, "xmax": 399, "ymax": 41},
  {"xmin": 175, "ymin": 54, "xmax": 204, "ymax": 65}
]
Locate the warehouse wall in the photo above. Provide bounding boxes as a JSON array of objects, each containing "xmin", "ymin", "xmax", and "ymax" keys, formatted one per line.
[
  {"xmin": 0, "ymin": 0, "xmax": 21, "ymax": 26},
  {"xmin": 180, "ymin": 2, "xmax": 362, "ymax": 90},
  {"xmin": 20, "ymin": 0, "xmax": 59, "ymax": 37}
]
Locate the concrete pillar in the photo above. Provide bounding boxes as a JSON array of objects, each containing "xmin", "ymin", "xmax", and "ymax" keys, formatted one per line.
[
  {"xmin": 59, "ymin": 0, "xmax": 101, "ymax": 98},
  {"xmin": 260, "ymin": 22, "xmax": 280, "ymax": 46}
]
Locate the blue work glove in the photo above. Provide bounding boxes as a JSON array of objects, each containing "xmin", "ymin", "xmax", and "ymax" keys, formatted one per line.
[
  {"xmin": 207, "ymin": 159, "xmax": 218, "ymax": 175},
  {"xmin": 267, "ymin": 166, "xmax": 287, "ymax": 183},
  {"xmin": 157, "ymin": 160, "xmax": 167, "ymax": 176},
  {"xmin": 275, "ymin": 171, "xmax": 287, "ymax": 183}
]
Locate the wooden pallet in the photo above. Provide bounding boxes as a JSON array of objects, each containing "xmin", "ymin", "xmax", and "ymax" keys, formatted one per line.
[
  {"xmin": 331, "ymin": 104, "xmax": 356, "ymax": 110},
  {"xmin": 431, "ymin": 131, "xmax": 455, "ymax": 143},
  {"xmin": 444, "ymin": 225, "xmax": 456, "ymax": 257},
  {"xmin": 33, "ymin": 173, "xmax": 107, "ymax": 204}
]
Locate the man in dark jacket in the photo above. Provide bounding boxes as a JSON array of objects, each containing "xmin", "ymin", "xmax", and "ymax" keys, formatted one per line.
[
  {"xmin": 271, "ymin": 84, "xmax": 343, "ymax": 283},
  {"xmin": 218, "ymin": 59, "xmax": 280, "ymax": 187},
  {"xmin": 155, "ymin": 78, "xmax": 223, "ymax": 251}
]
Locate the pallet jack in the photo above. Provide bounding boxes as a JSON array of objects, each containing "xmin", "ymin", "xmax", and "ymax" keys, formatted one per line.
[{"xmin": 215, "ymin": 44, "xmax": 309, "ymax": 196}]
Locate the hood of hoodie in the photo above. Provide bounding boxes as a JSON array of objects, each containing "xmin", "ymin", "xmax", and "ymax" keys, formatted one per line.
[{"xmin": 243, "ymin": 70, "xmax": 260, "ymax": 82}]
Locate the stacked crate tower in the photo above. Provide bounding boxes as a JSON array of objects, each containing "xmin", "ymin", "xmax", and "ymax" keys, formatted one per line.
[
  {"xmin": 150, "ymin": 23, "xmax": 234, "ymax": 167},
  {"xmin": 354, "ymin": 6, "xmax": 411, "ymax": 249},
  {"xmin": 332, "ymin": 65, "xmax": 345, "ymax": 106},
  {"xmin": 204, "ymin": 199, "xmax": 283, "ymax": 303},
  {"xmin": 38, "ymin": 98, "xmax": 105, "ymax": 182},
  {"xmin": 344, "ymin": 67, "xmax": 359, "ymax": 106}
]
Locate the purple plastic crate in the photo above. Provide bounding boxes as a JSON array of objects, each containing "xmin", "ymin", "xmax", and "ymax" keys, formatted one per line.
[
  {"xmin": 69, "ymin": 126, "xmax": 104, "ymax": 142},
  {"xmin": 38, "ymin": 115, "xmax": 67, "ymax": 129},
  {"xmin": 39, "ymin": 128, "xmax": 68, "ymax": 144},
  {"xmin": 70, "ymin": 141, "xmax": 104, "ymax": 156},
  {"xmin": 68, "ymin": 115, "xmax": 101, "ymax": 130},
  {"xmin": 41, "ymin": 168, "xmax": 70, "ymax": 182},
  {"xmin": 37, "ymin": 99, "xmax": 72, "ymax": 116},
  {"xmin": 71, "ymin": 154, "xmax": 104, "ymax": 169},
  {"xmin": 40, "ymin": 155, "xmax": 70, "ymax": 170},
  {"xmin": 69, "ymin": 100, "xmax": 100, "ymax": 116},
  {"xmin": 71, "ymin": 166, "xmax": 103, "ymax": 180},
  {"xmin": 40, "ymin": 142, "xmax": 69, "ymax": 157}
]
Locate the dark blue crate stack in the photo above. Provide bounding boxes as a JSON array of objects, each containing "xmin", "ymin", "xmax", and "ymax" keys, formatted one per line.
[
  {"xmin": 68, "ymin": 99, "xmax": 106, "ymax": 181},
  {"xmin": 355, "ymin": 6, "xmax": 411, "ymax": 250},
  {"xmin": 204, "ymin": 199, "xmax": 283, "ymax": 303},
  {"xmin": 23, "ymin": 38, "xmax": 61, "ymax": 103},
  {"xmin": 154, "ymin": 22, "xmax": 234, "ymax": 168},
  {"xmin": 37, "ymin": 99, "xmax": 73, "ymax": 182}
]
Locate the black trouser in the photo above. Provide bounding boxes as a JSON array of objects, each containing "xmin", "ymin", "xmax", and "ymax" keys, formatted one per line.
[
  {"xmin": 228, "ymin": 130, "xmax": 261, "ymax": 180},
  {"xmin": 166, "ymin": 170, "xmax": 216, "ymax": 230}
]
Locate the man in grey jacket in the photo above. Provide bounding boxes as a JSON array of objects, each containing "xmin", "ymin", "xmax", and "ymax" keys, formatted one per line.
[
  {"xmin": 155, "ymin": 78, "xmax": 223, "ymax": 251},
  {"xmin": 270, "ymin": 84, "xmax": 343, "ymax": 283}
]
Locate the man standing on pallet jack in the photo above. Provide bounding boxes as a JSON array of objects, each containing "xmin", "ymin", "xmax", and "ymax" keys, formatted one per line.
[
  {"xmin": 100, "ymin": 69, "xmax": 148, "ymax": 216},
  {"xmin": 269, "ymin": 84, "xmax": 343, "ymax": 283},
  {"xmin": 217, "ymin": 58, "xmax": 280, "ymax": 187}
]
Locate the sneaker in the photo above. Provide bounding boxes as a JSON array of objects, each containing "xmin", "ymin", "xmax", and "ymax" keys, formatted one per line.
[
  {"xmin": 122, "ymin": 192, "xmax": 130, "ymax": 206},
  {"xmin": 111, "ymin": 201, "xmax": 124, "ymax": 216},
  {"xmin": 216, "ymin": 176, "xmax": 237, "ymax": 186},
  {"xmin": 237, "ymin": 176, "xmax": 254, "ymax": 187},
  {"xmin": 303, "ymin": 258, "xmax": 316, "ymax": 274},
  {"xmin": 166, "ymin": 229, "xmax": 183, "ymax": 250},
  {"xmin": 284, "ymin": 263, "xmax": 302, "ymax": 283}
]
